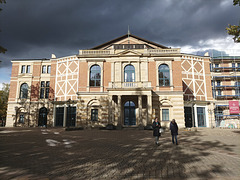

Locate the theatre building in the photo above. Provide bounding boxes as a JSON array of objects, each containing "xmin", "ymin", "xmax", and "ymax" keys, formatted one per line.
[{"xmin": 6, "ymin": 34, "xmax": 213, "ymax": 128}]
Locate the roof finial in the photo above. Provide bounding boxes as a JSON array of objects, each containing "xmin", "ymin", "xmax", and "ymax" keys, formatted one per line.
[{"xmin": 128, "ymin": 25, "xmax": 130, "ymax": 44}]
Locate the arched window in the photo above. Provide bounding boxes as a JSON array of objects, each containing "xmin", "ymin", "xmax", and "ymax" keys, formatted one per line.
[
  {"xmin": 158, "ymin": 64, "xmax": 170, "ymax": 86},
  {"xmin": 90, "ymin": 65, "xmax": 101, "ymax": 87},
  {"xmin": 124, "ymin": 64, "xmax": 135, "ymax": 82},
  {"xmin": 20, "ymin": 83, "xmax": 28, "ymax": 99}
]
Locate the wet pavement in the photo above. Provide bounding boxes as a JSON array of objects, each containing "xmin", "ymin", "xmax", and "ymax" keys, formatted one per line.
[{"xmin": 0, "ymin": 127, "xmax": 240, "ymax": 180}]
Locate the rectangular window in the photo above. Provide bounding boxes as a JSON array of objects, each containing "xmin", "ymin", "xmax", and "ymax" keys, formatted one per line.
[
  {"xmin": 232, "ymin": 63, "xmax": 236, "ymax": 68},
  {"xmin": 216, "ymin": 80, "xmax": 221, "ymax": 86},
  {"xmin": 237, "ymin": 63, "xmax": 240, "ymax": 71},
  {"xmin": 47, "ymin": 65, "xmax": 51, "ymax": 74},
  {"xmin": 210, "ymin": 64, "xmax": 213, "ymax": 72},
  {"xmin": 19, "ymin": 114, "xmax": 24, "ymax": 123},
  {"xmin": 235, "ymin": 88, "xmax": 240, "ymax": 96},
  {"xmin": 40, "ymin": 81, "xmax": 50, "ymax": 99},
  {"xmin": 21, "ymin": 65, "xmax": 26, "ymax": 73},
  {"xmin": 162, "ymin": 109, "xmax": 169, "ymax": 121},
  {"xmin": 40, "ymin": 81, "xmax": 45, "ymax": 99},
  {"xmin": 235, "ymin": 82, "xmax": 240, "ymax": 95},
  {"xmin": 91, "ymin": 109, "xmax": 98, "ymax": 121},
  {"xmin": 212, "ymin": 90, "xmax": 216, "ymax": 98},
  {"xmin": 42, "ymin": 65, "xmax": 46, "ymax": 73},
  {"xmin": 45, "ymin": 81, "xmax": 50, "ymax": 98},
  {"xmin": 217, "ymin": 89, "xmax": 222, "ymax": 96},
  {"xmin": 215, "ymin": 64, "xmax": 219, "ymax": 68},
  {"xmin": 26, "ymin": 65, "xmax": 31, "ymax": 73},
  {"xmin": 211, "ymin": 80, "xmax": 215, "ymax": 87}
]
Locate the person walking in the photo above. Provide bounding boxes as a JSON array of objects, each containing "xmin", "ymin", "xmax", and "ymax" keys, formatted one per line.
[
  {"xmin": 152, "ymin": 117, "xmax": 161, "ymax": 146},
  {"xmin": 170, "ymin": 119, "xmax": 178, "ymax": 145}
]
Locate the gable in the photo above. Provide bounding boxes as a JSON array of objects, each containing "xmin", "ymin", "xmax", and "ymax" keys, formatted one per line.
[{"xmin": 91, "ymin": 34, "xmax": 169, "ymax": 50}]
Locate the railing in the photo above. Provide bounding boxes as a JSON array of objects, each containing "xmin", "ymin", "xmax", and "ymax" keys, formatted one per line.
[
  {"xmin": 215, "ymin": 85, "xmax": 240, "ymax": 89},
  {"xmin": 215, "ymin": 95, "xmax": 240, "ymax": 99},
  {"xmin": 79, "ymin": 50, "xmax": 113, "ymax": 55},
  {"xmin": 213, "ymin": 76, "xmax": 240, "ymax": 79},
  {"xmin": 79, "ymin": 48, "xmax": 181, "ymax": 55},
  {"xmin": 108, "ymin": 81, "xmax": 152, "ymax": 88},
  {"xmin": 212, "ymin": 67, "xmax": 240, "ymax": 72},
  {"xmin": 148, "ymin": 48, "xmax": 180, "ymax": 54}
]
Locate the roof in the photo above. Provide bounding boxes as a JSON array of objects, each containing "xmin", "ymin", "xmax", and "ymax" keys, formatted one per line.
[
  {"xmin": 91, "ymin": 34, "xmax": 169, "ymax": 50},
  {"xmin": 12, "ymin": 58, "xmax": 50, "ymax": 62}
]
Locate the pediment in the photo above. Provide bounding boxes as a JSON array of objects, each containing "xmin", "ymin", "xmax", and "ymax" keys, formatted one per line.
[
  {"xmin": 91, "ymin": 34, "xmax": 169, "ymax": 50},
  {"xmin": 116, "ymin": 49, "xmax": 143, "ymax": 56}
]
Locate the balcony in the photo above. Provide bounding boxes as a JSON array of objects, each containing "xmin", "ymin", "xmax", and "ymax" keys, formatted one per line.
[{"xmin": 108, "ymin": 81, "xmax": 152, "ymax": 89}]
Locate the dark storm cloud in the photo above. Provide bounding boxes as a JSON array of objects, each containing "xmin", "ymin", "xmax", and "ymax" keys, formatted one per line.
[{"xmin": 0, "ymin": 0, "xmax": 239, "ymax": 69}]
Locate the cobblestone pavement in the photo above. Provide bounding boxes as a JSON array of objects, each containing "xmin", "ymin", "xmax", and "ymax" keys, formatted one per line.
[{"xmin": 0, "ymin": 127, "xmax": 239, "ymax": 180}]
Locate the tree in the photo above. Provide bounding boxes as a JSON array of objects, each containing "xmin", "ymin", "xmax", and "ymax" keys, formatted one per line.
[
  {"xmin": 226, "ymin": 0, "xmax": 240, "ymax": 42},
  {"xmin": 0, "ymin": 83, "xmax": 9, "ymax": 126},
  {"xmin": 0, "ymin": 0, "xmax": 7, "ymax": 53}
]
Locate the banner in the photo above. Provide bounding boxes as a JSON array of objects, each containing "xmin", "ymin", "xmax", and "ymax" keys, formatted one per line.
[{"xmin": 229, "ymin": 101, "xmax": 239, "ymax": 114}]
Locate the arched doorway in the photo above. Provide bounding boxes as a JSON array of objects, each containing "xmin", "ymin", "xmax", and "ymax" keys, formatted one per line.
[
  {"xmin": 124, "ymin": 101, "xmax": 136, "ymax": 125},
  {"xmin": 39, "ymin": 107, "xmax": 47, "ymax": 127}
]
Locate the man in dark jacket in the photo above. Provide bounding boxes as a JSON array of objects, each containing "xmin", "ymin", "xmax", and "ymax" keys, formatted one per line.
[
  {"xmin": 170, "ymin": 119, "xmax": 178, "ymax": 145},
  {"xmin": 152, "ymin": 117, "xmax": 161, "ymax": 146}
]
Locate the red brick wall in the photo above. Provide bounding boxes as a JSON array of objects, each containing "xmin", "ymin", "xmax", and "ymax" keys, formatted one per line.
[
  {"xmin": 8, "ymin": 63, "xmax": 19, "ymax": 101},
  {"xmin": 79, "ymin": 62, "xmax": 88, "ymax": 91},
  {"xmin": 103, "ymin": 62, "xmax": 111, "ymax": 91},
  {"xmin": 172, "ymin": 61, "xmax": 183, "ymax": 91},
  {"xmin": 204, "ymin": 58, "xmax": 213, "ymax": 100},
  {"xmin": 148, "ymin": 61, "xmax": 156, "ymax": 90}
]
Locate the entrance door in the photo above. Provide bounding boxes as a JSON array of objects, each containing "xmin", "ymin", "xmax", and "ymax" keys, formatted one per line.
[
  {"xmin": 66, "ymin": 106, "xmax": 76, "ymax": 127},
  {"xmin": 55, "ymin": 107, "xmax": 64, "ymax": 127},
  {"xmin": 184, "ymin": 107, "xmax": 193, "ymax": 127},
  {"xmin": 124, "ymin": 101, "xmax": 136, "ymax": 125},
  {"xmin": 197, "ymin": 107, "xmax": 206, "ymax": 127},
  {"xmin": 39, "ymin": 107, "xmax": 47, "ymax": 127}
]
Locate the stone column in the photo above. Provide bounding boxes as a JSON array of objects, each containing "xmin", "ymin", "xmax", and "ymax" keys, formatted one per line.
[
  {"xmin": 108, "ymin": 95, "xmax": 113, "ymax": 124},
  {"xmin": 138, "ymin": 95, "xmax": 142, "ymax": 125},
  {"xmin": 63, "ymin": 104, "xmax": 67, "ymax": 127},
  {"xmin": 52, "ymin": 102, "xmax": 56, "ymax": 127},
  {"xmin": 117, "ymin": 95, "xmax": 122, "ymax": 128},
  {"xmin": 147, "ymin": 95, "xmax": 152, "ymax": 124},
  {"xmin": 194, "ymin": 104, "xmax": 198, "ymax": 127}
]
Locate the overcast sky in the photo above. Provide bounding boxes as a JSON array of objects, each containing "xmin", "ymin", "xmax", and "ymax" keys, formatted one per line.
[{"xmin": 0, "ymin": 0, "xmax": 240, "ymax": 87}]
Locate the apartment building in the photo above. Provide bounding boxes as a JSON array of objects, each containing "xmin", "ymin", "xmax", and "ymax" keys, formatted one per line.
[{"xmin": 6, "ymin": 34, "xmax": 213, "ymax": 128}]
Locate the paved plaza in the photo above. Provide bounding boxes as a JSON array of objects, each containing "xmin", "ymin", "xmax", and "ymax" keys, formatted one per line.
[{"xmin": 0, "ymin": 127, "xmax": 240, "ymax": 180}]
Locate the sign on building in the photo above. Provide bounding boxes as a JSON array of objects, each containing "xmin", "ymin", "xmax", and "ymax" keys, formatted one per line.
[{"xmin": 229, "ymin": 101, "xmax": 239, "ymax": 114}]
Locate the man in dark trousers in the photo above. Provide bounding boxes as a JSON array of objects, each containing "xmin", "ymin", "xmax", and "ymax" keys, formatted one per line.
[
  {"xmin": 170, "ymin": 119, "xmax": 178, "ymax": 145},
  {"xmin": 152, "ymin": 117, "xmax": 161, "ymax": 146}
]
